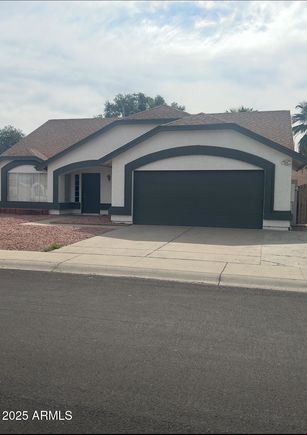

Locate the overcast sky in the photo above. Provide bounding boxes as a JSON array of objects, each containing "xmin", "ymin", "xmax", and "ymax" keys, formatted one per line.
[{"xmin": 1, "ymin": 0, "xmax": 307, "ymax": 133}]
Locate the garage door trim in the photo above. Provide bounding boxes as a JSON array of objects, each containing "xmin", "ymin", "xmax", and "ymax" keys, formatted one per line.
[{"xmin": 108, "ymin": 145, "xmax": 290, "ymax": 221}]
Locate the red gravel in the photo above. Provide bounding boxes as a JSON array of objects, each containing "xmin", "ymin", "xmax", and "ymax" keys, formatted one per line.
[
  {"xmin": 44, "ymin": 215, "xmax": 112, "ymax": 225},
  {"xmin": 0, "ymin": 215, "xmax": 113, "ymax": 251}
]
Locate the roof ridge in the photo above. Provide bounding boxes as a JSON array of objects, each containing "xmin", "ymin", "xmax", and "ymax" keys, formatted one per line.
[
  {"xmin": 124, "ymin": 104, "xmax": 190, "ymax": 120},
  {"xmin": 210, "ymin": 110, "xmax": 291, "ymax": 115},
  {"xmin": 47, "ymin": 117, "xmax": 118, "ymax": 122},
  {"xmin": 124, "ymin": 103, "xmax": 179, "ymax": 115},
  {"xmin": 165, "ymin": 112, "xmax": 228, "ymax": 126},
  {"xmin": 201, "ymin": 113, "xmax": 228, "ymax": 123}
]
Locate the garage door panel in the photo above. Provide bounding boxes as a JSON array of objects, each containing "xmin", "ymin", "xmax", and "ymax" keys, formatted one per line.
[{"xmin": 133, "ymin": 170, "xmax": 264, "ymax": 229}]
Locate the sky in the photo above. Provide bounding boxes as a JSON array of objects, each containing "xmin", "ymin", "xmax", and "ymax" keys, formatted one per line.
[{"xmin": 1, "ymin": 0, "xmax": 307, "ymax": 134}]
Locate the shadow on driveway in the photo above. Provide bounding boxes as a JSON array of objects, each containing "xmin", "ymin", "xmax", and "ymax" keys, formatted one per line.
[{"xmin": 100, "ymin": 225, "xmax": 307, "ymax": 247}]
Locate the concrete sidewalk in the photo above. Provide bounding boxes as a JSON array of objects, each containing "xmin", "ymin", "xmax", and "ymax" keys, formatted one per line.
[{"xmin": 1, "ymin": 225, "xmax": 307, "ymax": 292}]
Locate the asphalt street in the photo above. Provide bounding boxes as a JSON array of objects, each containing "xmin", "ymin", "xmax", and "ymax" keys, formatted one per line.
[{"xmin": 0, "ymin": 270, "xmax": 306, "ymax": 434}]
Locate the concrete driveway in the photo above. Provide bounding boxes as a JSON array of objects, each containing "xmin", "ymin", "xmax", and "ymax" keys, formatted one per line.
[
  {"xmin": 1, "ymin": 225, "xmax": 307, "ymax": 290},
  {"xmin": 57, "ymin": 225, "xmax": 307, "ymax": 268},
  {"xmin": 48, "ymin": 225, "xmax": 307, "ymax": 291}
]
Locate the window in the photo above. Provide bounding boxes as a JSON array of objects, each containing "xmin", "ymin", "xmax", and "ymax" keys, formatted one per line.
[
  {"xmin": 8, "ymin": 173, "xmax": 47, "ymax": 202},
  {"xmin": 74, "ymin": 174, "xmax": 80, "ymax": 203}
]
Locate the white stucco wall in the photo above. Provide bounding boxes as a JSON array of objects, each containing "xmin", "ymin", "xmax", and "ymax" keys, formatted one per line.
[
  {"xmin": 137, "ymin": 155, "xmax": 260, "ymax": 171},
  {"xmin": 263, "ymin": 220, "xmax": 291, "ymax": 230},
  {"xmin": 111, "ymin": 129, "xmax": 293, "ymax": 214},
  {"xmin": 8, "ymin": 165, "xmax": 43, "ymax": 174},
  {"xmin": 47, "ymin": 123, "xmax": 155, "ymax": 201}
]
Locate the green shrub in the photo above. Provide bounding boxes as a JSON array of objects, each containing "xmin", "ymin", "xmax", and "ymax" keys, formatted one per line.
[{"xmin": 43, "ymin": 242, "xmax": 64, "ymax": 252}]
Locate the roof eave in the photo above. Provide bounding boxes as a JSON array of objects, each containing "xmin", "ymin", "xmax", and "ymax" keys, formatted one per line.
[
  {"xmin": 0, "ymin": 155, "xmax": 44, "ymax": 162},
  {"xmin": 294, "ymin": 159, "xmax": 307, "ymax": 171}
]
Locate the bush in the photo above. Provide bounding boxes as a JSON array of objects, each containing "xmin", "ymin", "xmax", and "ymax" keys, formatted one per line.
[{"xmin": 43, "ymin": 242, "xmax": 64, "ymax": 252}]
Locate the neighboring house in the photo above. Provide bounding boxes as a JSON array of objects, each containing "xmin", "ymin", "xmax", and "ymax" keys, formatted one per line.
[{"xmin": 0, "ymin": 105, "xmax": 306, "ymax": 230}]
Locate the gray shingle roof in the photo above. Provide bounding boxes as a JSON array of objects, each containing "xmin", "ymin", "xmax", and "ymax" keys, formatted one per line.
[
  {"xmin": 1, "ymin": 106, "xmax": 294, "ymax": 162},
  {"xmin": 125, "ymin": 104, "xmax": 190, "ymax": 120},
  {"xmin": 1, "ymin": 105, "xmax": 190, "ymax": 161},
  {"xmin": 1, "ymin": 118, "xmax": 116, "ymax": 160},
  {"xmin": 167, "ymin": 110, "xmax": 294, "ymax": 150}
]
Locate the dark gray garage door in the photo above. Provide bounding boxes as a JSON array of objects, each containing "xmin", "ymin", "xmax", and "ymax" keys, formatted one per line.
[{"xmin": 133, "ymin": 170, "xmax": 264, "ymax": 229}]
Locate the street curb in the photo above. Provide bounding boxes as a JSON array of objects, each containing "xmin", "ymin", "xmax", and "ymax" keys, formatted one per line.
[
  {"xmin": 0, "ymin": 260, "xmax": 56, "ymax": 272},
  {"xmin": 54, "ymin": 262, "xmax": 220, "ymax": 286},
  {"xmin": 0, "ymin": 259, "xmax": 307, "ymax": 293},
  {"xmin": 220, "ymin": 274, "xmax": 307, "ymax": 293}
]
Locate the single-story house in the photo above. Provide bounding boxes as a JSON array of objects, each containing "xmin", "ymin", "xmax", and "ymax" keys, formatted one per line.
[{"xmin": 1, "ymin": 105, "xmax": 306, "ymax": 230}]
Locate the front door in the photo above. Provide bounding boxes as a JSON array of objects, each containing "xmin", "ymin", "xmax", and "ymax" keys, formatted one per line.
[{"xmin": 81, "ymin": 173, "xmax": 100, "ymax": 214}]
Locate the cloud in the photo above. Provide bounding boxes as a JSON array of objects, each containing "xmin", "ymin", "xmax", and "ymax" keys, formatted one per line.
[{"xmin": 0, "ymin": 0, "xmax": 306, "ymax": 133}]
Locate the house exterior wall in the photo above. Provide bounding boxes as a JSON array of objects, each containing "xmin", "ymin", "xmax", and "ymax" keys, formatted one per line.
[
  {"xmin": 110, "ymin": 129, "xmax": 292, "ymax": 228},
  {"xmin": 137, "ymin": 155, "xmax": 260, "ymax": 171},
  {"xmin": 47, "ymin": 123, "xmax": 155, "ymax": 202},
  {"xmin": 8, "ymin": 165, "xmax": 41, "ymax": 174}
]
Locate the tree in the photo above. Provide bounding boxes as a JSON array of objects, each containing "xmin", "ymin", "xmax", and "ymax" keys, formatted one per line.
[
  {"xmin": 292, "ymin": 102, "xmax": 307, "ymax": 155},
  {"xmin": 97, "ymin": 93, "xmax": 185, "ymax": 118},
  {"xmin": 171, "ymin": 102, "xmax": 186, "ymax": 111},
  {"xmin": 0, "ymin": 125, "xmax": 24, "ymax": 154},
  {"xmin": 226, "ymin": 106, "xmax": 256, "ymax": 113}
]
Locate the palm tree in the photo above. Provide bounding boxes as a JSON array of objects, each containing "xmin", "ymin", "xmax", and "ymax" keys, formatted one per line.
[
  {"xmin": 226, "ymin": 106, "xmax": 256, "ymax": 113},
  {"xmin": 292, "ymin": 102, "xmax": 307, "ymax": 155}
]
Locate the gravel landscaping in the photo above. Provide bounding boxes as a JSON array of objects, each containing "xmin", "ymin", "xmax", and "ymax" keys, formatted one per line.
[
  {"xmin": 0, "ymin": 215, "xmax": 113, "ymax": 251},
  {"xmin": 45, "ymin": 215, "xmax": 112, "ymax": 225}
]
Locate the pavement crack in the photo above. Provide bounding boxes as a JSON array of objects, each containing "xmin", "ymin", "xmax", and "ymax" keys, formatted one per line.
[
  {"xmin": 51, "ymin": 254, "xmax": 82, "ymax": 272},
  {"xmin": 218, "ymin": 262, "xmax": 228, "ymax": 287},
  {"xmin": 145, "ymin": 227, "xmax": 193, "ymax": 257}
]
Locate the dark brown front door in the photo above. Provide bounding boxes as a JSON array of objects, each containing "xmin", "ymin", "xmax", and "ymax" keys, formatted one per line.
[{"xmin": 81, "ymin": 173, "xmax": 100, "ymax": 214}]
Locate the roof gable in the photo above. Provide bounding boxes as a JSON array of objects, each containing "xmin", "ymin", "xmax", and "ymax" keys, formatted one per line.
[
  {"xmin": 167, "ymin": 111, "xmax": 294, "ymax": 150},
  {"xmin": 1, "ymin": 118, "xmax": 116, "ymax": 160},
  {"xmin": 1, "ymin": 105, "xmax": 189, "ymax": 162}
]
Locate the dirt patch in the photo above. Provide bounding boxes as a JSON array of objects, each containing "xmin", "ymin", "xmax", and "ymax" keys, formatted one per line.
[{"xmin": 0, "ymin": 215, "xmax": 113, "ymax": 251}]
